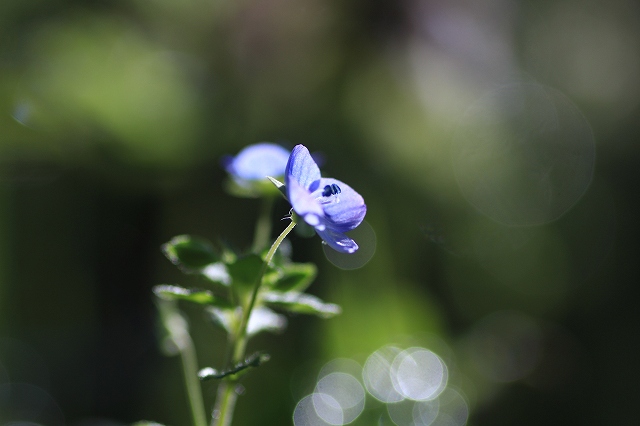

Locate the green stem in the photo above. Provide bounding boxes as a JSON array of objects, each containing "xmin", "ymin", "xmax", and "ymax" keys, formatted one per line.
[
  {"xmin": 157, "ymin": 301, "xmax": 207, "ymax": 426},
  {"xmin": 181, "ymin": 331, "xmax": 208, "ymax": 426},
  {"xmin": 211, "ymin": 220, "xmax": 297, "ymax": 426},
  {"xmin": 252, "ymin": 197, "xmax": 274, "ymax": 253},
  {"xmin": 210, "ymin": 380, "xmax": 237, "ymax": 426}
]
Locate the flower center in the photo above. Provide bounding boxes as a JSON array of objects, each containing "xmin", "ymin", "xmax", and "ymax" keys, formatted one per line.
[{"xmin": 322, "ymin": 184, "xmax": 341, "ymax": 197}]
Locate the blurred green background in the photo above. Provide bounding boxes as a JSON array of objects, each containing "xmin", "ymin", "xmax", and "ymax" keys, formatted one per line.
[{"xmin": 1, "ymin": 0, "xmax": 639, "ymax": 424}]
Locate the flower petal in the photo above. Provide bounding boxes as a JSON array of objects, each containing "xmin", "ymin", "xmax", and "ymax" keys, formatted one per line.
[
  {"xmin": 287, "ymin": 178, "xmax": 326, "ymax": 230},
  {"xmin": 316, "ymin": 228, "xmax": 359, "ymax": 254},
  {"xmin": 285, "ymin": 145, "xmax": 321, "ymax": 190},
  {"xmin": 225, "ymin": 143, "xmax": 290, "ymax": 180},
  {"xmin": 314, "ymin": 178, "xmax": 367, "ymax": 233}
]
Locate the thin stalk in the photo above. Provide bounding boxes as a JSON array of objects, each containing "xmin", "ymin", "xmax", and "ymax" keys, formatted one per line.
[
  {"xmin": 235, "ymin": 220, "xmax": 296, "ymax": 360},
  {"xmin": 252, "ymin": 196, "xmax": 274, "ymax": 253},
  {"xmin": 211, "ymin": 220, "xmax": 297, "ymax": 426},
  {"xmin": 157, "ymin": 301, "xmax": 207, "ymax": 426},
  {"xmin": 210, "ymin": 380, "xmax": 237, "ymax": 426},
  {"xmin": 180, "ymin": 331, "xmax": 208, "ymax": 426}
]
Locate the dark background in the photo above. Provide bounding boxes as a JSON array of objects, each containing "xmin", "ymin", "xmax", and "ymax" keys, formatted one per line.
[{"xmin": 1, "ymin": 0, "xmax": 639, "ymax": 424}]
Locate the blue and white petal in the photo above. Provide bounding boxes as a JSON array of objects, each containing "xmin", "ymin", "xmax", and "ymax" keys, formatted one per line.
[
  {"xmin": 225, "ymin": 143, "xmax": 290, "ymax": 180},
  {"xmin": 312, "ymin": 178, "xmax": 366, "ymax": 233},
  {"xmin": 285, "ymin": 145, "xmax": 321, "ymax": 190},
  {"xmin": 286, "ymin": 178, "xmax": 326, "ymax": 230},
  {"xmin": 316, "ymin": 228, "xmax": 359, "ymax": 254},
  {"xmin": 284, "ymin": 143, "xmax": 367, "ymax": 253}
]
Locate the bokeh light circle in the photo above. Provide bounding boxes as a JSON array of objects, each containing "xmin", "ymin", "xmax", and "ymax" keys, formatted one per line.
[
  {"xmin": 314, "ymin": 372, "xmax": 365, "ymax": 424},
  {"xmin": 294, "ymin": 393, "xmax": 341, "ymax": 426},
  {"xmin": 318, "ymin": 358, "xmax": 362, "ymax": 381},
  {"xmin": 387, "ymin": 399, "xmax": 417, "ymax": 426},
  {"xmin": 323, "ymin": 220, "xmax": 376, "ymax": 270},
  {"xmin": 435, "ymin": 388, "xmax": 470, "ymax": 426},
  {"xmin": 362, "ymin": 346, "xmax": 405, "ymax": 403},
  {"xmin": 391, "ymin": 347, "xmax": 447, "ymax": 401},
  {"xmin": 452, "ymin": 83, "xmax": 595, "ymax": 226},
  {"xmin": 413, "ymin": 398, "xmax": 441, "ymax": 425}
]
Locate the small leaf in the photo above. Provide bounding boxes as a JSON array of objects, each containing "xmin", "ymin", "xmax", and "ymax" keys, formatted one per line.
[
  {"xmin": 132, "ymin": 421, "xmax": 166, "ymax": 426},
  {"xmin": 247, "ymin": 306, "xmax": 287, "ymax": 336},
  {"xmin": 270, "ymin": 263, "xmax": 317, "ymax": 293},
  {"xmin": 155, "ymin": 299, "xmax": 190, "ymax": 356},
  {"xmin": 205, "ymin": 306, "xmax": 237, "ymax": 334},
  {"xmin": 153, "ymin": 285, "xmax": 231, "ymax": 307},
  {"xmin": 266, "ymin": 176, "xmax": 288, "ymax": 199},
  {"xmin": 198, "ymin": 352, "xmax": 270, "ymax": 381},
  {"xmin": 266, "ymin": 175, "xmax": 284, "ymax": 189},
  {"xmin": 162, "ymin": 235, "xmax": 217, "ymax": 271},
  {"xmin": 262, "ymin": 291, "xmax": 341, "ymax": 318},
  {"xmin": 202, "ymin": 262, "xmax": 231, "ymax": 286},
  {"xmin": 261, "ymin": 267, "xmax": 282, "ymax": 287},
  {"xmin": 226, "ymin": 254, "xmax": 265, "ymax": 297}
]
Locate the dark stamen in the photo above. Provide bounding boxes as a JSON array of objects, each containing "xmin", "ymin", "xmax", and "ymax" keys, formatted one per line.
[{"xmin": 322, "ymin": 184, "xmax": 341, "ymax": 197}]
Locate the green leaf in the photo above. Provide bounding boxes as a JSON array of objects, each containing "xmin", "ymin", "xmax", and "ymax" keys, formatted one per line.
[
  {"xmin": 205, "ymin": 306, "xmax": 237, "ymax": 334},
  {"xmin": 247, "ymin": 306, "xmax": 287, "ymax": 336},
  {"xmin": 226, "ymin": 253, "xmax": 265, "ymax": 297},
  {"xmin": 206, "ymin": 305, "xmax": 286, "ymax": 336},
  {"xmin": 202, "ymin": 262, "xmax": 231, "ymax": 286},
  {"xmin": 153, "ymin": 285, "xmax": 231, "ymax": 307},
  {"xmin": 132, "ymin": 422, "xmax": 166, "ymax": 426},
  {"xmin": 262, "ymin": 267, "xmax": 282, "ymax": 287},
  {"xmin": 266, "ymin": 175, "xmax": 284, "ymax": 189},
  {"xmin": 262, "ymin": 291, "xmax": 341, "ymax": 319},
  {"xmin": 162, "ymin": 235, "xmax": 217, "ymax": 271},
  {"xmin": 266, "ymin": 176, "xmax": 288, "ymax": 199},
  {"xmin": 155, "ymin": 299, "xmax": 190, "ymax": 356},
  {"xmin": 269, "ymin": 263, "xmax": 317, "ymax": 292}
]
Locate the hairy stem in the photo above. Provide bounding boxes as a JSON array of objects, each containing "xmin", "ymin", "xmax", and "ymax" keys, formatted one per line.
[{"xmin": 211, "ymin": 220, "xmax": 297, "ymax": 426}]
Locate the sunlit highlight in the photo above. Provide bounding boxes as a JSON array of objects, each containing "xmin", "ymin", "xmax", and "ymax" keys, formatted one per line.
[
  {"xmin": 363, "ymin": 346, "xmax": 405, "ymax": 403},
  {"xmin": 391, "ymin": 347, "xmax": 447, "ymax": 401},
  {"xmin": 296, "ymin": 344, "xmax": 465, "ymax": 425}
]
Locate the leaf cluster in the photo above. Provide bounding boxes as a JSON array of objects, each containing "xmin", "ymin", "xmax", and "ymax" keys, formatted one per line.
[{"xmin": 154, "ymin": 234, "xmax": 340, "ymax": 341}]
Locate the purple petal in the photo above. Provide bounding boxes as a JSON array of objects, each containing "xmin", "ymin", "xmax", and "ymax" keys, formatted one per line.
[
  {"xmin": 287, "ymin": 178, "xmax": 326, "ymax": 230},
  {"xmin": 226, "ymin": 143, "xmax": 290, "ymax": 180},
  {"xmin": 285, "ymin": 145, "xmax": 321, "ymax": 190},
  {"xmin": 313, "ymin": 178, "xmax": 367, "ymax": 233},
  {"xmin": 316, "ymin": 228, "xmax": 359, "ymax": 253}
]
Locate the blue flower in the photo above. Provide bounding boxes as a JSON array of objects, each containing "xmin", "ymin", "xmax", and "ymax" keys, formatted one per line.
[
  {"xmin": 225, "ymin": 143, "xmax": 290, "ymax": 181},
  {"xmin": 224, "ymin": 143, "xmax": 291, "ymax": 197},
  {"xmin": 285, "ymin": 145, "xmax": 366, "ymax": 253}
]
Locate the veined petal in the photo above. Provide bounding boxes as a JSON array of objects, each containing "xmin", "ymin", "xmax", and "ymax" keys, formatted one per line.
[
  {"xmin": 285, "ymin": 145, "xmax": 321, "ymax": 190},
  {"xmin": 287, "ymin": 178, "xmax": 326, "ymax": 230},
  {"xmin": 314, "ymin": 178, "xmax": 367, "ymax": 233},
  {"xmin": 316, "ymin": 228, "xmax": 359, "ymax": 254}
]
